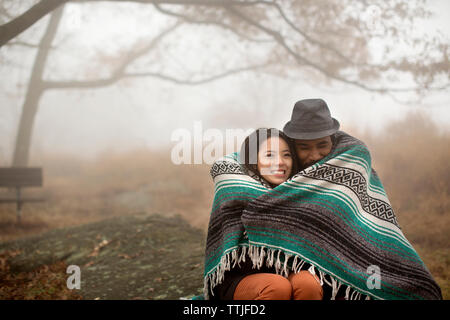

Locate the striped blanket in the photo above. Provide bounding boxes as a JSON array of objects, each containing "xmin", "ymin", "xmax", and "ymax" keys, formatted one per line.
[{"xmin": 203, "ymin": 131, "xmax": 442, "ymax": 300}]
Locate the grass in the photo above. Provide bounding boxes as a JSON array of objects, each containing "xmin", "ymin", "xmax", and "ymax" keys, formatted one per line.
[{"xmin": 0, "ymin": 112, "xmax": 448, "ymax": 299}]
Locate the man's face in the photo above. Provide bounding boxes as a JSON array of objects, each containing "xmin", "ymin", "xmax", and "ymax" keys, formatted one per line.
[{"xmin": 294, "ymin": 136, "xmax": 333, "ymax": 169}]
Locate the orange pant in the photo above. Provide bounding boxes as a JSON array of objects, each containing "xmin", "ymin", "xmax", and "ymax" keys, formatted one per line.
[{"xmin": 233, "ymin": 271, "xmax": 323, "ymax": 300}]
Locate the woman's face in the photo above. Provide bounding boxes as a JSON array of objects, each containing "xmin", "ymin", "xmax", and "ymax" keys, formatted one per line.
[{"xmin": 257, "ymin": 137, "xmax": 293, "ymax": 186}]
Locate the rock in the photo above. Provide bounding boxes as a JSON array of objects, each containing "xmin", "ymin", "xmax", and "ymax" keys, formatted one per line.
[{"xmin": 0, "ymin": 213, "xmax": 205, "ymax": 299}]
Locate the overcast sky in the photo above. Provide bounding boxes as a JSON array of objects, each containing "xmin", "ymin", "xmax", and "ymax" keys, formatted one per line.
[{"xmin": 0, "ymin": 0, "xmax": 449, "ymax": 164}]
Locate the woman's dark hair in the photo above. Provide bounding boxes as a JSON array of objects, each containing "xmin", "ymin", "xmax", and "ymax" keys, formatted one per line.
[{"xmin": 239, "ymin": 128, "xmax": 299, "ymax": 185}]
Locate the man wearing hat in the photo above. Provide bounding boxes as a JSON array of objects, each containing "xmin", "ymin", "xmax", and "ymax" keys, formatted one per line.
[{"xmin": 283, "ymin": 99, "xmax": 340, "ymax": 171}]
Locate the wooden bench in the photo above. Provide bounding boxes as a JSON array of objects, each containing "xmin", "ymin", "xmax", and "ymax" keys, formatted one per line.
[{"xmin": 0, "ymin": 167, "xmax": 44, "ymax": 223}]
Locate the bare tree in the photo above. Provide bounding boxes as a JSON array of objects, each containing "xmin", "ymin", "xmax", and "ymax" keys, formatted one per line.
[
  {"xmin": 2, "ymin": 1, "xmax": 448, "ymax": 89},
  {"xmin": 1, "ymin": 0, "xmax": 449, "ymax": 165}
]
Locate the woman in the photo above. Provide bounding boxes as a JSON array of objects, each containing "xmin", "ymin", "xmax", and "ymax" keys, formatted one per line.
[{"xmin": 213, "ymin": 128, "xmax": 323, "ymax": 300}]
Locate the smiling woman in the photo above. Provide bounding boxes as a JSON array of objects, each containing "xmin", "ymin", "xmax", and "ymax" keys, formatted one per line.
[
  {"xmin": 203, "ymin": 128, "xmax": 325, "ymax": 301},
  {"xmin": 239, "ymin": 128, "xmax": 298, "ymax": 188},
  {"xmin": 257, "ymin": 136, "xmax": 293, "ymax": 186}
]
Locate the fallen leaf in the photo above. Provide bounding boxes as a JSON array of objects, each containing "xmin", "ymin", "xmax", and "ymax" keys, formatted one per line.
[
  {"xmin": 89, "ymin": 239, "xmax": 110, "ymax": 257},
  {"xmin": 84, "ymin": 261, "xmax": 94, "ymax": 267}
]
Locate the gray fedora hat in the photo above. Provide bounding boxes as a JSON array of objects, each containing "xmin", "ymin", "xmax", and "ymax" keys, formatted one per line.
[{"xmin": 283, "ymin": 99, "xmax": 340, "ymax": 140}]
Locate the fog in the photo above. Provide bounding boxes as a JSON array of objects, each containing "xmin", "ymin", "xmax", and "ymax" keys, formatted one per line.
[
  {"xmin": 0, "ymin": 1, "xmax": 449, "ymax": 300},
  {"xmin": 0, "ymin": 0, "xmax": 449, "ymax": 164},
  {"xmin": 25, "ymin": 78, "xmax": 450, "ymax": 160}
]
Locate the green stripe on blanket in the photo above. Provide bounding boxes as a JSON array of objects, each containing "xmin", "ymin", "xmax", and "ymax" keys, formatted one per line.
[{"xmin": 203, "ymin": 131, "xmax": 442, "ymax": 300}]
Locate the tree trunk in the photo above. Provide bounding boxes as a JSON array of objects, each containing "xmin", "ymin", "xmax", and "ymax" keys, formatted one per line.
[{"xmin": 12, "ymin": 6, "xmax": 64, "ymax": 167}]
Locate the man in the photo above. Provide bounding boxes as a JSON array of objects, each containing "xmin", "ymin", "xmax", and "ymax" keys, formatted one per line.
[{"xmin": 283, "ymin": 99, "xmax": 339, "ymax": 171}]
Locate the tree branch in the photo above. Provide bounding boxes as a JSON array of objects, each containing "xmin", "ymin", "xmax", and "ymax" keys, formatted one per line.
[
  {"xmin": 123, "ymin": 62, "xmax": 269, "ymax": 84},
  {"xmin": 266, "ymin": 1, "xmax": 364, "ymax": 66},
  {"xmin": 5, "ymin": 40, "xmax": 42, "ymax": 48},
  {"xmin": 153, "ymin": 3, "xmax": 273, "ymax": 43},
  {"xmin": 43, "ymin": 62, "xmax": 269, "ymax": 89},
  {"xmin": 35, "ymin": 11, "xmax": 269, "ymax": 89},
  {"xmin": 41, "ymin": 21, "xmax": 182, "ymax": 89},
  {"xmin": 39, "ymin": 21, "xmax": 267, "ymax": 89},
  {"xmin": 0, "ymin": 0, "xmax": 279, "ymax": 47},
  {"xmin": 113, "ymin": 20, "xmax": 182, "ymax": 75},
  {"xmin": 224, "ymin": 5, "xmax": 399, "ymax": 94},
  {"xmin": 0, "ymin": 0, "xmax": 68, "ymax": 47}
]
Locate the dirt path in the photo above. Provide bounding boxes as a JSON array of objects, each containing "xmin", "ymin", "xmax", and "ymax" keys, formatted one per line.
[{"xmin": 0, "ymin": 213, "xmax": 205, "ymax": 299}]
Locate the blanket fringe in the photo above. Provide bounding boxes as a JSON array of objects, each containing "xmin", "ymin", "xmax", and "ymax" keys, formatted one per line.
[{"xmin": 204, "ymin": 245, "xmax": 371, "ymax": 300}]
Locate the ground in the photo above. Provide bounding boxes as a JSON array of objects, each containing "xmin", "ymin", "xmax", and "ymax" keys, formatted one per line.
[{"xmin": 0, "ymin": 213, "xmax": 205, "ymax": 300}]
